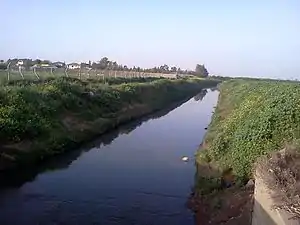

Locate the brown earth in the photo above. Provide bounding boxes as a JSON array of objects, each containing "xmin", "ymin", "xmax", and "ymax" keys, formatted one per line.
[{"xmin": 188, "ymin": 186, "xmax": 254, "ymax": 225}]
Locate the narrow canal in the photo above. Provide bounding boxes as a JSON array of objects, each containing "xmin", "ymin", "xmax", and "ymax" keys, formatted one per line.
[{"xmin": 0, "ymin": 89, "xmax": 219, "ymax": 225}]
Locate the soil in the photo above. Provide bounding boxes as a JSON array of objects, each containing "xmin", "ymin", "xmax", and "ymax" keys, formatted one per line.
[{"xmin": 187, "ymin": 186, "xmax": 254, "ymax": 225}]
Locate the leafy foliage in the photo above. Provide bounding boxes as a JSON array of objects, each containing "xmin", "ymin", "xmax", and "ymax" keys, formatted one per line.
[
  {"xmin": 195, "ymin": 64, "xmax": 209, "ymax": 77},
  {"xmin": 0, "ymin": 77, "xmax": 219, "ymax": 169},
  {"xmin": 198, "ymin": 79, "xmax": 300, "ymax": 181}
]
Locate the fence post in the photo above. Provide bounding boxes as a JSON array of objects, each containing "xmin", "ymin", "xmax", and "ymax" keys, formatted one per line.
[
  {"xmin": 33, "ymin": 67, "xmax": 40, "ymax": 79},
  {"xmin": 65, "ymin": 65, "xmax": 69, "ymax": 77},
  {"xmin": 6, "ymin": 62, "xmax": 11, "ymax": 82},
  {"xmin": 18, "ymin": 66, "xmax": 24, "ymax": 79},
  {"xmin": 78, "ymin": 64, "xmax": 82, "ymax": 80},
  {"xmin": 87, "ymin": 68, "xmax": 91, "ymax": 79}
]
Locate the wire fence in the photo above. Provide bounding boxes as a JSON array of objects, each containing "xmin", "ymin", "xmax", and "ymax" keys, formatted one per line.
[{"xmin": 0, "ymin": 67, "xmax": 177, "ymax": 85}]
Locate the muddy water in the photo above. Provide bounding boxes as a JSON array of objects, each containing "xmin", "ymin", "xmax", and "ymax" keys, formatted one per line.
[{"xmin": 0, "ymin": 89, "xmax": 219, "ymax": 225}]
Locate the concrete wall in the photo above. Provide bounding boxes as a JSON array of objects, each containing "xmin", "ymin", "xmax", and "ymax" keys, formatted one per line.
[{"xmin": 252, "ymin": 171, "xmax": 299, "ymax": 225}]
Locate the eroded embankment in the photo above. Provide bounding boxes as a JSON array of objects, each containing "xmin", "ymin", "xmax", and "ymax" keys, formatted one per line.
[{"xmin": 0, "ymin": 77, "xmax": 219, "ymax": 171}]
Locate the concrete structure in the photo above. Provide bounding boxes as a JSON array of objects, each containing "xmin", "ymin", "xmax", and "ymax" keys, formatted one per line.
[{"xmin": 252, "ymin": 170, "xmax": 299, "ymax": 225}]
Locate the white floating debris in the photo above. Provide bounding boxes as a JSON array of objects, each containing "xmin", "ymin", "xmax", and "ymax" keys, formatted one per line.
[{"xmin": 181, "ymin": 156, "xmax": 189, "ymax": 162}]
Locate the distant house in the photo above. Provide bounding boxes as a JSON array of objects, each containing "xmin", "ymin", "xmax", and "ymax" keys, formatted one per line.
[
  {"xmin": 41, "ymin": 64, "xmax": 57, "ymax": 69},
  {"xmin": 16, "ymin": 60, "xmax": 24, "ymax": 66},
  {"xmin": 0, "ymin": 60, "xmax": 6, "ymax": 70},
  {"xmin": 52, "ymin": 61, "xmax": 65, "ymax": 68},
  {"xmin": 30, "ymin": 64, "xmax": 40, "ymax": 69},
  {"xmin": 80, "ymin": 62, "xmax": 91, "ymax": 69},
  {"xmin": 31, "ymin": 64, "xmax": 57, "ymax": 70},
  {"xmin": 67, "ymin": 63, "xmax": 80, "ymax": 69}
]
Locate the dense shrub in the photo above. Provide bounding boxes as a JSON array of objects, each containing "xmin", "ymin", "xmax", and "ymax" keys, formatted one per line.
[
  {"xmin": 0, "ymin": 77, "xmax": 219, "ymax": 169},
  {"xmin": 198, "ymin": 79, "xmax": 300, "ymax": 181}
]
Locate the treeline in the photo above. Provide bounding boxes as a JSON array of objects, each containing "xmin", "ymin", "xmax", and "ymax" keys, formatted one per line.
[
  {"xmin": 0, "ymin": 57, "xmax": 209, "ymax": 77},
  {"xmin": 90, "ymin": 57, "xmax": 209, "ymax": 77}
]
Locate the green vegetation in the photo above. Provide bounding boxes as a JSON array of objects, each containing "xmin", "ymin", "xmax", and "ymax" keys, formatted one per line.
[
  {"xmin": 197, "ymin": 79, "xmax": 300, "ymax": 182},
  {"xmin": 0, "ymin": 69, "xmax": 169, "ymax": 85},
  {"xmin": 195, "ymin": 64, "xmax": 209, "ymax": 77},
  {"xmin": 0, "ymin": 77, "xmax": 218, "ymax": 170},
  {"xmin": 2, "ymin": 75, "xmax": 164, "ymax": 86}
]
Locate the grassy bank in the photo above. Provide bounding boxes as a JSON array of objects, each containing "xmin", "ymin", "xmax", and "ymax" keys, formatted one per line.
[
  {"xmin": 0, "ymin": 70, "xmax": 174, "ymax": 85},
  {"xmin": 197, "ymin": 79, "xmax": 300, "ymax": 182},
  {"xmin": 0, "ymin": 77, "xmax": 218, "ymax": 171},
  {"xmin": 189, "ymin": 79, "xmax": 300, "ymax": 224}
]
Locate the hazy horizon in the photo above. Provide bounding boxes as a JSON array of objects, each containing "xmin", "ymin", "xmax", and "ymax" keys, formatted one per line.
[{"xmin": 1, "ymin": 0, "xmax": 300, "ymax": 79}]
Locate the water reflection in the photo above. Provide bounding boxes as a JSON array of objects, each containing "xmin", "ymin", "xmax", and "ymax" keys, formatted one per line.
[
  {"xmin": 209, "ymin": 86, "xmax": 219, "ymax": 92},
  {"xmin": 0, "ymin": 90, "xmax": 209, "ymax": 189},
  {"xmin": 194, "ymin": 89, "xmax": 208, "ymax": 101},
  {"xmin": 0, "ymin": 89, "xmax": 220, "ymax": 225}
]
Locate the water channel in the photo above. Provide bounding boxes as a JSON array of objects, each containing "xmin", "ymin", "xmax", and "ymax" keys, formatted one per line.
[{"xmin": 0, "ymin": 89, "xmax": 219, "ymax": 225}]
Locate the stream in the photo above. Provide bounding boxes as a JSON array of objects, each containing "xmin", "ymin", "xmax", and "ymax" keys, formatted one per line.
[{"xmin": 0, "ymin": 88, "xmax": 219, "ymax": 225}]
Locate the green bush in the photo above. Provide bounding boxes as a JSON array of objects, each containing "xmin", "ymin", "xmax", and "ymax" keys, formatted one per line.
[
  {"xmin": 198, "ymin": 79, "xmax": 300, "ymax": 181},
  {"xmin": 0, "ymin": 77, "xmax": 219, "ymax": 169}
]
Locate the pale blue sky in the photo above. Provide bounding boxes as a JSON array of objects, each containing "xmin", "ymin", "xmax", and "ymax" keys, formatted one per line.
[{"xmin": 1, "ymin": 0, "xmax": 300, "ymax": 78}]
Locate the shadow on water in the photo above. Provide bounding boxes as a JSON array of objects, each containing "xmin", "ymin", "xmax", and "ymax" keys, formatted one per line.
[
  {"xmin": 0, "ymin": 89, "xmax": 209, "ymax": 189},
  {"xmin": 194, "ymin": 89, "xmax": 208, "ymax": 102}
]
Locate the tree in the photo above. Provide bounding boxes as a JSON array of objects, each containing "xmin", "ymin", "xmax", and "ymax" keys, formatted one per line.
[
  {"xmin": 159, "ymin": 64, "xmax": 169, "ymax": 73},
  {"xmin": 118, "ymin": 65, "xmax": 124, "ymax": 71},
  {"xmin": 195, "ymin": 64, "xmax": 209, "ymax": 77},
  {"xmin": 170, "ymin": 66, "xmax": 177, "ymax": 73},
  {"xmin": 0, "ymin": 63, "xmax": 7, "ymax": 70},
  {"xmin": 107, "ymin": 61, "xmax": 113, "ymax": 70},
  {"xmin": 41, "ymin": 60, "xmax": 51, "ymax": 65},
  {"xmin": 112, "ymin": 61, "xmax": 118, "ymax": 70},
  {"xmin": 92, "ymin": 62, "xmax": 99, "ymax": 69},
  {"xmin": 33, "ymin": 59, "xmax": 42, "ymax": 65},
  {"xmin": 99, "ymin": 57, "xmax": 109, "ymax": 69}
]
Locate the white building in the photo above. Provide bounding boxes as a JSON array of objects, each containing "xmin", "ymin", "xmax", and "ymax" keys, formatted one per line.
[
  {"xmin": 16, "ymin": 60, "xmax": 24, "ymax": 66},
  {"xmin": 67, "ymin": 63, "xmax": 80, "ymax": 69}
]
